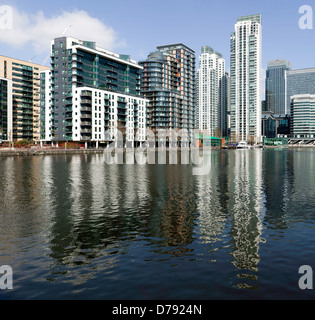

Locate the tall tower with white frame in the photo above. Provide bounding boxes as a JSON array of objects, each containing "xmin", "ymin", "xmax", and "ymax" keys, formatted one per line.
[
  {"xmin": 230, "ymin": 14, "xmax": 262, "ymax": 144},
  {"xmin": 198, "ymin": 46, "xmax": 226, "ymax": 137}
]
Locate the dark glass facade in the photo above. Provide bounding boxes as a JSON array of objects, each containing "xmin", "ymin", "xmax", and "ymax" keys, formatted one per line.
[
  {"xmin": 262, "ymin": 114, "xmax": 290, "ymax": 138},
  {"xmin": 286, "ymin": 69, "xmax": 315, "ymax": 115},
  {"xmin": 139, "ymin": 44, "xmax": 196, "ymax": 131},
  {"xmin": 266, "ymin": 60, "xmax": 291, "ymax": 114},
  {"xmin": 0, "ymin": 79, "xmax": 9, "ymax": 140}
]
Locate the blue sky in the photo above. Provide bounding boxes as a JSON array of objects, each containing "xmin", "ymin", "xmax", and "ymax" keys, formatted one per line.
[{"xmin": 1, "ymin": 0, "xmax": 314, "ymax": 73}]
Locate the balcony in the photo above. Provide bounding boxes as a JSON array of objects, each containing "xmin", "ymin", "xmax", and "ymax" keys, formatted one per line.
[
  {"xmin": 81, "ymin": 100, "xmax": 92, "ymax": 105},
  {"xmin": 80, "ymin": 136, "xmax": 91, "ymax": 141},
  {"xmin": 81, "ymin": 107, "xmax": 92, "ymax": 112},
  {"xmin": 117, "ymin": 97, "xmax": 127, "ymax": 103},
  {"xmin": 81, "ymin": 129, "xmax": 92, "ymax": 134},
  {"xmin": 81, "ymin": 121, "xmax": 91, "ymax": 126},
  {"xmin": 80, "ymin": 91, "xmax": 92, "ymax": 97},
  {"xmin": 81, "ymin": 114, "xmax": 92, "ymax": 119}
]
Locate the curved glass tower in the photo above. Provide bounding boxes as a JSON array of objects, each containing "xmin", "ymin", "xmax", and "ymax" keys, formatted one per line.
[{"xmin": 140, "ymin": 44, "xmax": 196, "ymax": 132}]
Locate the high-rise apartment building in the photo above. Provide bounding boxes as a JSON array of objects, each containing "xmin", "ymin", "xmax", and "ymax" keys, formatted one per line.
[
  {"xmin": 139, "ymin": 43, "xmax": 195, "ymax": 132},
  {"xmin": 0, "ymin": 56, "xmax": 50, "ymax": 141},
  {"xmin": 197, "ymin": 46, "xmax": 226, "ymax": 137},
  {"xmin": 45, "ymin": 37, "xmax": 148, "ymax": 146},
  {"xmin": 195, "ymin": 70, "xmax": 199, "ymax": 129},
  {"xmin": 266, "ymin": 59, "xmax": 291, "ymax": 114},
  {"xmin": 286, "ymin": 68, "xmax": 315, "ymax": 115},
  {"xmin": 230, "ymin": 14, "xmax": 262, "ymax": 143},
  {"xmin": 0, "ymin": 77, "xmax": 13, "ymax": 141}
]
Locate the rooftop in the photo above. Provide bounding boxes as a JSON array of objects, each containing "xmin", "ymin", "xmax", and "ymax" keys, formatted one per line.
[
  {"xmin": 237, "ymin": 14, "xmax": 261, "ymax": 24},
  {"xmin": 156, "ymin": 43, "xmax": 195, "ymax": 54},
  {"xmin": 287, "ymin": 68, "xmax": 315, "ymax": 75}
]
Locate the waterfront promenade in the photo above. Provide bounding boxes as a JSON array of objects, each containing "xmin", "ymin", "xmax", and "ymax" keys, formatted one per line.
[
  {"xmin": 0, "ymin": 147, "xmax": 105, "ymax": 157},
  {"xmin": 0, "ymin": 144, "xmax": 314, "ymax": 157}
]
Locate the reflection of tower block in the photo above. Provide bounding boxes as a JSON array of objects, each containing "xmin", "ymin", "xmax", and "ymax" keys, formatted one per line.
[{"xmin": 203, "ymin": 137, "xmax": 212, "ymax": 147}]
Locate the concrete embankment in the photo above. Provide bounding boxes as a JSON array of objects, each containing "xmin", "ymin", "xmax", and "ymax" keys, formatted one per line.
[{"xmin": 0, "ymin": 148, "xmax": 105, "ymax": 157}]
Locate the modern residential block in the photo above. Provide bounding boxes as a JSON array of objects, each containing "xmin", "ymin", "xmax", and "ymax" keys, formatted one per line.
[
  {"xmin": 67, "ymin": 88, "xmax": 146, "ymax": 146},
  {"xmin": 0, "ymin": 55, "xmax": 50, "ymax": 141},
  {"xmin": 139, "ymin": 43, "xmax": 196, "ymax": 133},
  {"xmin": 230, "ymin": 14, "xmax": 262, "ymax": 143},
  {"xmin": 45, "ymin": 37, "xmax": 148, "ymax": 146},
  {"xmin": 197, "ymin": 46, "xmax": 227, "ymax": 137}
]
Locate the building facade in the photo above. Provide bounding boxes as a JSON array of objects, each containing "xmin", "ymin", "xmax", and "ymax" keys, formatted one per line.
[
  {"xmin": 139, "ymin": 43, "xmax": 196, "ymax": 133},
  {"xmin": 261, "ymin": 114, "xmax": 290, "ymax": 138},
  {"xmin": 266, "ymin": 59, "xmax": 291, "ymax": 114},
  {"xmin": 197, "ymin": 46, "xmax": 226, "ymax": 137},
  {"xmin": 0, "ymin": 77, "xmax": 13, "ymax": 141},
  {"xmin": 45, "ymin": 37, "xmax": 148, "ymax": 146},
  {"xmin": 195, "ymin": 70, "xmax": 199, "ymax": 129},
  {"xmin": 286, "ymin": 68, "xmax": 315, "ymax": 115},
  {"xmin": 0, "ymin": 56, "xmax": 50, "ymax": 141},
  {"xmin": 40, "ymin": 70, "xmax": 52, "ymax": 142},
  {"xmin": 290, "ymin": 94, "xmax": 315, "ymax": 138},
  {"xmin": 230, "ymin": 14, "xmax": 262, "ymax": 143}
]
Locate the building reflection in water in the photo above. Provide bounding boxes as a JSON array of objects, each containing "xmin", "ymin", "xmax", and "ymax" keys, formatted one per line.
[
  {"xmin": 262, "ymin": 150, "xmax": 293, "ymax": 230},
  {"xmin": 37, "ymin": 150, "xmax": 266, "ymax": 289},
  {"xmin": 4, "ymin": 149, "xmax": 315, "ymax": 298},
  {"xmin": 228, "ymin": 150, "xmax": 265, "ymax": 289},
  {"xmin": 196, "ymin": 149, "xmax": 265, "ymax": 289},
  {"xmin": 0, "ymin": 157, "xmax": 44, "ymax": 259},
  {"xmin": 196, "ymin": 151, "xmax": 229, "ymax": 245},
  {"xmin": 40, "ymin": 153, "xmax": 156, "ymax": 286},
  {"xmin": 146, "ymin": 157, "xmax": 198, "ymax": 257}
]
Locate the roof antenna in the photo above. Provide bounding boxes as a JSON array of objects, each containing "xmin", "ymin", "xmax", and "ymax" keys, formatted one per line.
[
  {"xmin": 63, "ymin": 25, "xmax": 73, "ymax": 36},
  {"xmin": 29, "ymin": 55, "xmax": 37, "ymax": 63}
]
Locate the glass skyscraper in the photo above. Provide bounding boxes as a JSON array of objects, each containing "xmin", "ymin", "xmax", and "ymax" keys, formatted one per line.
[
  {"xmin": 286, "ymin": 68, "xmax": 315, "ymax": 115},
  {"xmin": 266, "ymin": 59, "xmax": 291, "ymax": 114}
]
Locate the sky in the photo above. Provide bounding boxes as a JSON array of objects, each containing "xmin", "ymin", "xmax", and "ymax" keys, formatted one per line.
[{"xmin": 0, "ymin": 0, "xmax": 314, "ymax": 95}]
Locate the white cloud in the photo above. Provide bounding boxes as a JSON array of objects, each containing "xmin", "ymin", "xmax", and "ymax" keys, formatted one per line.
[{"xmin": 0, "ymin": 7, "xmax": 126, "ymax": 55}]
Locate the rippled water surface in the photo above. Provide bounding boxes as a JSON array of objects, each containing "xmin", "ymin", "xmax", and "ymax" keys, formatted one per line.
[{"xmin": 1, "ymin": 149, "xmax": 315, "ymax": 300}]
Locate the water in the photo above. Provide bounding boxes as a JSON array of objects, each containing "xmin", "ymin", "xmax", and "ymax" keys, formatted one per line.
[{"xmin": 0, "ymin": 149, "xmax": 315, "ymax": 300}]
